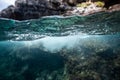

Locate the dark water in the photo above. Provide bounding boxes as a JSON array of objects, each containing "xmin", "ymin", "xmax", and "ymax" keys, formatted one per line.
[{"xmin": 0, "ymin": 11, "xmax": 120, "ymax": 80}]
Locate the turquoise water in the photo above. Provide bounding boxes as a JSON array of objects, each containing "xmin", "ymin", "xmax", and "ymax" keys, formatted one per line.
[{"xmin": 0, "ymin": 11, "xmax": 120, "ymax": 80}]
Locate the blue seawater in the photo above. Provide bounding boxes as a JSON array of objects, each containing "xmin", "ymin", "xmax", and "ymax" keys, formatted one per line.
[{"xmin": 0, "ymin": 11, "xmax": 120, "ymax": 80}]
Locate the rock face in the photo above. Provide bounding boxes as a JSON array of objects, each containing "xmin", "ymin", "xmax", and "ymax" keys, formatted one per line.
[
  {"xmin": 64, "ymin": 2, "xmax": 105, "ymax": 16},
  {"xmin": 0, "ymin": 0, "xmax": 120, "ymax": 20},
  {"xmin": 0, "ymin": 5, "xmax": 15, "ymax": 19},
  {"xmin": 0, "ymin": 0, "xmax": 70, "ymax": 20},
  {"xmin": 108, "ymin": 4, "xmax": 120, "ymax": 12}
]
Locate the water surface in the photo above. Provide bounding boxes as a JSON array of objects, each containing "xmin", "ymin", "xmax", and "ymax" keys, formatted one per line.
[{"xmin": 0, "ymin": 11, "xmax": 120, "ymax": 80}]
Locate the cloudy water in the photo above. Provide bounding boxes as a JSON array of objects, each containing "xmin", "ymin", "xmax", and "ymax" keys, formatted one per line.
[{"xmin": 0, "ymin": 11, "xmax": 120, "ymax": 80}]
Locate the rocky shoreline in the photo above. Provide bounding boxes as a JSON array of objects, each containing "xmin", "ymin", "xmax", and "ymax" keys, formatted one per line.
[{"xmin": 0, "ymin": 0, "xmax": 120, "ymax": 20}]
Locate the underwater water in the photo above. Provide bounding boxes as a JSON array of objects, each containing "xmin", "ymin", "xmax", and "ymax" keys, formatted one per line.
[{"xmin": 0, "ymin": 11, "xmax": 120, "ymax": 80}]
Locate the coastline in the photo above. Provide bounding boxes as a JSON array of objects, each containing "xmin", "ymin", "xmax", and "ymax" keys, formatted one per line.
[{"xmin": 0, "ymin": 0, "xmax": 120, "ymax": 20}]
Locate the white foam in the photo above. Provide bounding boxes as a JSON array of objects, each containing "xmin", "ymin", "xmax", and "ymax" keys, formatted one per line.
[{"xmin": 31, "ymin": 35, "xmax": 89, "ymax": 52}]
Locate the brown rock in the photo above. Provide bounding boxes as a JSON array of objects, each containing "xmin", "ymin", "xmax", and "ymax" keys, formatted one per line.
[{"xmin": 107, "ymin": 4, "xmax": 120, "ymax": 12}]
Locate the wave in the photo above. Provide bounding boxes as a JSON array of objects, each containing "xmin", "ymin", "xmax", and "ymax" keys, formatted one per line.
[
  {"xmin": 0, "ymin": 11, "xmax": 120, "ymax": 80},
  {"xmin": 0, "ymin": 11, "xmax": 120, "ymax": 41}
]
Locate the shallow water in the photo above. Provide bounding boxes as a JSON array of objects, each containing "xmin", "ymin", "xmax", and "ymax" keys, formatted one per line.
[{"xmin": 0, "ymin": 11, "xmax": 120, "ymax": 80}]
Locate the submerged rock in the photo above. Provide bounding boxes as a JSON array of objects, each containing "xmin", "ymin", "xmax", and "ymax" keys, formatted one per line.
[
  {"xmin": 60, "ymin": 39, "xmax": 120, "ymax": 80},
  {"xmin": 0, "ymin": 11, "xmax": 120, "ymax": 80}
]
